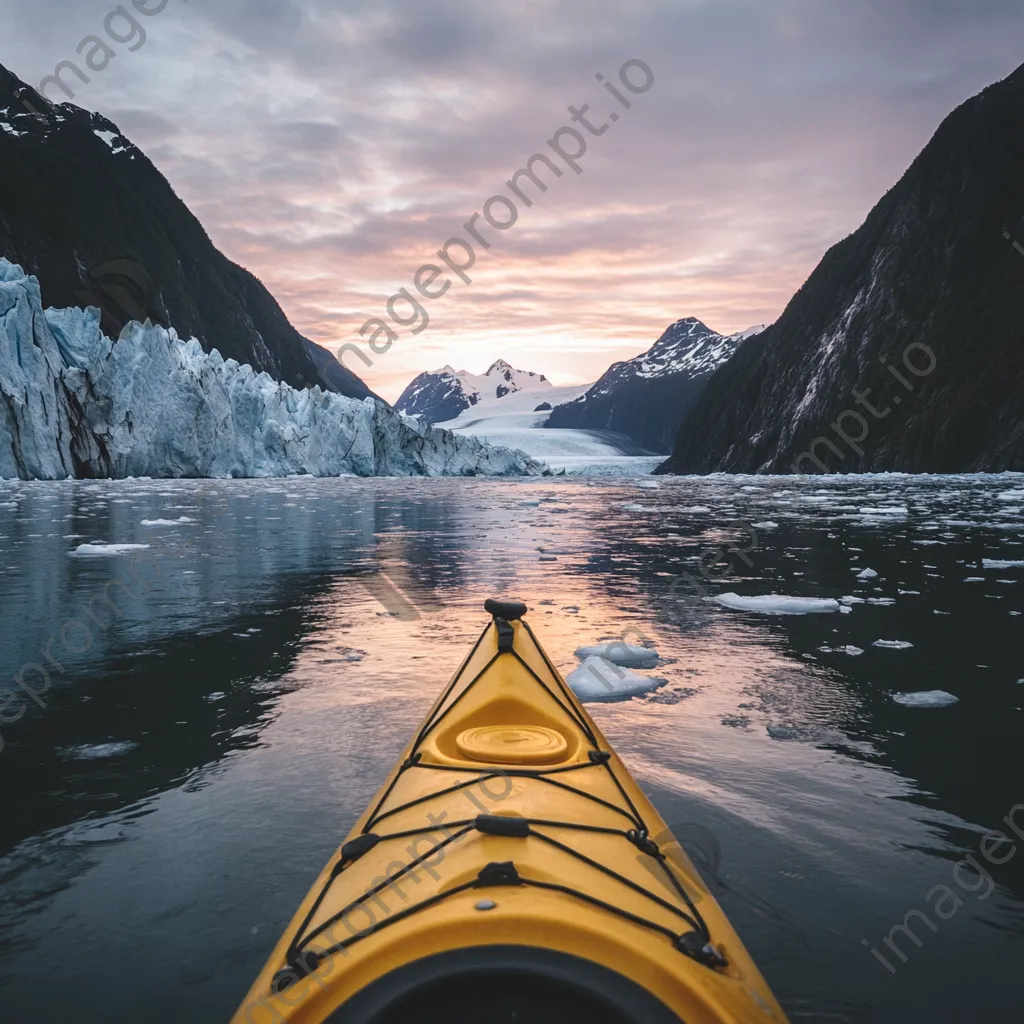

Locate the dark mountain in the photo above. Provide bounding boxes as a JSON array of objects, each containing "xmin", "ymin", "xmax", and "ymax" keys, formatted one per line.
[
  {"xmin": 545, "ymin": 318, "xmax": 762, "ymax": 453},
  {"xmin": 395, "ymin": 359, "xmax": 550, "ymax": 423},
  {"xmin": 0, "ymin": 64, "xmax": 374, "ymax": 401},
  {"xmin": 660, "ymin": 62, "xmax": 1024, "ymax": 475}
]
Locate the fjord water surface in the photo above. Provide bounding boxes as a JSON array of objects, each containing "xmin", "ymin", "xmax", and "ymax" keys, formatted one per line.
[{"xmin": 1, "ymin": 473, "xmax": 1022, "ymax": 1022}]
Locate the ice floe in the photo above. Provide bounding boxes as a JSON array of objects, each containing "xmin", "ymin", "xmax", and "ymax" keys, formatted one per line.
[
  {"xmin": 872, "ymin": 639, "xmax": 914, "ymax": 649},
  {"xmin": 710, "ymin": 593, "xmax": 840, "ymax": 615},
  {"xmin": 856, "ymin": 568, "xmax": 879, "ymax": 579},
  {"xmin": 140, "ymin": 517, "xmax": 194, "ymax": 526},
  {"xmin": 69, "ymin": 542, "xmax": 150, "ymax": 557},
  {"xmin": 58, "ymin": 741, "xmax": 138, "ymax": 759},
  {"xmin": 892, "ymin": 690, "xmax": 958, "ymax": 708},
  {"xmin": 565, "ymin": 656, "xmax": 666, "ymax": 701},
  {"xmin": 574, "ymin": 642, "xmax": 659, "ymax": 667},
  {"xmin": 982, "ymin": 559, "xmax": 1024, "ymax": 569}
]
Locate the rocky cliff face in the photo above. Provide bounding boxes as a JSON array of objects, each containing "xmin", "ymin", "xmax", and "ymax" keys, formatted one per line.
[
  {"xmin": 0, "ymin": 261, "xmax": 545, "ymax": 479},
  {"xmin": 660, "ymin": 62, "xmax": 1024, "ymax": 475},
  {"xmin": 0, "ymin": 63, "xmax": 372, "ymax": 402},
  {"xmin": 546, "ymin": 319, "xmax": 761, "ymax": 453}
]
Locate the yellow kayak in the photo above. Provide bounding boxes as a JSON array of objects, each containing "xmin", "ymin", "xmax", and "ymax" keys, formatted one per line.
[{"xmin": 233, "ymin": 600, "xmax": 787, "ymax": 1024}]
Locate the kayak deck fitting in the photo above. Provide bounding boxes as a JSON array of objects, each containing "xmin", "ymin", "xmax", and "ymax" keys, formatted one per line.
[{"xmin": 232, "ymin": 599, "xmax": 787, "ymax": 1024}]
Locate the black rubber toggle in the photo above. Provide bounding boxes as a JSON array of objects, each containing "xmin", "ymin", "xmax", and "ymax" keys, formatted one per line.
[
  {"xmin": 485, "ymin": 598, "xmax": 528, "ymax": 621},
  {"xmin": 676, "ymin": 931, "xmax": 729, "ymax": 968},
  {"xmin": 588, "ymin": 749, "xmax": 612, "ymax": 764},
  {"xmin": 476, "ymin": 814, "xmax": 530, "ymax": 838},
  {"xmin": 403, "ymin": 751, "xmax": 422, "ymax": 768},
  {"xmin": 271, "ymin": 950, "xmax": 324, "ymax": 992},
  {"xmin": 476, "ymin": 861, "xmax": 522, "ymax": 886},
  {"xmin": 338, "ymin": 833, "xmax": 380, "ymax": 868},
  {"xmin": 627, "ymin": 829, "xmax": 660, "ymax": 857}
]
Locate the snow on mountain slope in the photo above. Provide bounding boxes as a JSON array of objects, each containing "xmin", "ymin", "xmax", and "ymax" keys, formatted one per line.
[
  {"xmin": 395, "ymin": 358, "xmax": 551, "ymax": 423},
  {"xmin": 0, "ymin": 260, "xmax": 545, "ymax": 479},
  {"xmin": 546, "ymin": 318, "xmax": 766, "ymax": 453}
]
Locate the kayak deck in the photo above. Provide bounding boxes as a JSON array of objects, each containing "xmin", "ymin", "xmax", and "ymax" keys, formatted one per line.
[{"xmin": 233, "ymin": 604, "xmax": 787, "ymax": 1024}]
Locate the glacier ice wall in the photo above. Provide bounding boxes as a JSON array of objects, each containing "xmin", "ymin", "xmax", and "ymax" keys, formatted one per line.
[{"xmin": 0, "ymin": 260, "xmax": 545, "ymax": 479}]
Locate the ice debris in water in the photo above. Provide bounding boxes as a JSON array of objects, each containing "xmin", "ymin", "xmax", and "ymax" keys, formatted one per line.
[
  {"xmin": 751, "ymin": 521, "xmax": 779, "ymax": 530},
  {"xmin": 892, "ymin": 690, "xmax": 958, "ymax": 708},
  {"xmin": 872, "ymin": 639, "xmax": 914, "ymax": 649},
  {"xmin": 856, "ymin": 568, "xmax": 879, "ymax": 579},
  {"xmin": 636, "ymin": 480, "xmax": 660, "ymax": 489},
  {"xmin": 982, "ymin": 559, "xmax": 1024, "ymax": 569},
  {"xmin": 58, "ymin": 741, "xmax": 138, "ymax": 759},
  {"xmin": 575, "ymin": 642, "xmax": 659, "ymax": 667},
  {"xmin": 69, "ymin": 542, "xmax": 150, "ymax": 556},
  {"xmin": 819, "ymin": 645, "xmax": 864, "ymax": 656},
  {"xmin": 565, "ymin": 657, "xmax": 666, "ymax": 701},
  {"xmin": 710, "ymin": 593, "xmax": 840, "ymax": 615},
  {"xmin": 140, "ymin": 516, "xmax": 194, "ymax": 526}
]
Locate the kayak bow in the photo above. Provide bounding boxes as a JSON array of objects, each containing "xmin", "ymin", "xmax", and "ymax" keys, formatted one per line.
[{"xmin": 232, "ymin": 599, "xmax": 787, "ymax": 1024}]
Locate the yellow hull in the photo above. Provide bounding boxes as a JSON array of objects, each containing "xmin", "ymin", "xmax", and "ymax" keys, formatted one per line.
[{"xmin": 232, "ymin": 602, "xmax": 787, "ymax": 1023}]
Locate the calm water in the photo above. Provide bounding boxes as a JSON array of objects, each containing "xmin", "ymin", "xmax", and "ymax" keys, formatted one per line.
[{"xmin": 1, "ymin": 473, "xmax": 1022, "ymax": 1023}]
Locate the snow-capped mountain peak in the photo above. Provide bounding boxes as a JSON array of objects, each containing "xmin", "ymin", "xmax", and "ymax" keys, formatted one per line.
[
  {"xmin": 581, "ymin": 319, "xmax": 766, "ymax": 398},
  {"xmin": 396, "ymin": 359, "xmax": 550, "ymax": 423},
  {"xmin": 544, "ymin": 317, "xmax": 767, "ymax": 453}
]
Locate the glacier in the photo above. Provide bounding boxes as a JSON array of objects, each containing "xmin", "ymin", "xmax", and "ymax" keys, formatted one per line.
[{"xmin": 0, "ymin": 260, "xmax": 545, "ymax": 479}]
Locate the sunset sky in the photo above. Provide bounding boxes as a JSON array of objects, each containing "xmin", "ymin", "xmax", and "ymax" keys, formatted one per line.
[{"xmin": 4, "ymin": 0, "xmax": 1023, "ymax": 401}]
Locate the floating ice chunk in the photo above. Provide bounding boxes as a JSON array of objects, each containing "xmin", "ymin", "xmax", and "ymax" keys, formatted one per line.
[
  {"xmin": 892, "ymin": 690, "xmax": 958, "ymax": 708},
  {"xmin": 840, "ymin": 596, "xmax": 865, "ymax": 605},
  {"xmin": 856, "ymin": 568, "xmax": 878, "ymax": 579},
  {"xmin": 872, "ymin": 639, "xmax": 914, "ymax": 649},
  {"xmin": 818, "ymin": 644, "xmax": 864, "ymax": 656},
  {"xmin": 58, "ymin": 741, "xmax": 138, "ymax": 759},
  {"xmin": 839, "ymin": 605, "xmax": 852, "ymax": 614},
  {"xmin": 964, "ymin": 577, "xmax": 985, "ymax": 583},
  {"xmin": 566, "ymin": 656, "xmax": 666, "ymax": 701},
  {"xmin": 140, "ymin": 516, "xmax": 194, "ymax": 526},
  {"xmin": 998, "ymin": 490, "xmax": 1024, "ymax": 501},
  {"xmin": 519, "ymin": 500, "xmax": 541, "ymax": 507},
  {"xmin": 575, "ymin": 642, "xmax": 659, "ymax": 667},
  {"xmin": 69, "ymin": 542, "xmax": 150, "ymax": 556},
  {"xmin": 751, "ymin": 521, "xmax": 779, "ymax": 530},
  {"xmin": 711, "ymin": 593, "xmax": 840, "ymax": 615},
  {"xmin": 866, "ymin": 597, "xmax": 896, "ymax": 606},
  {"xmin": 636, "ymin": 480, "xmax": 660, "ymax": 489},
  {"xmin": 982, "ymin": 559, "xmax": 1024, "ymax": 569},
  {"xmin": 859, "ymin": 506, "xmax": 908, "ymax": 516}
]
